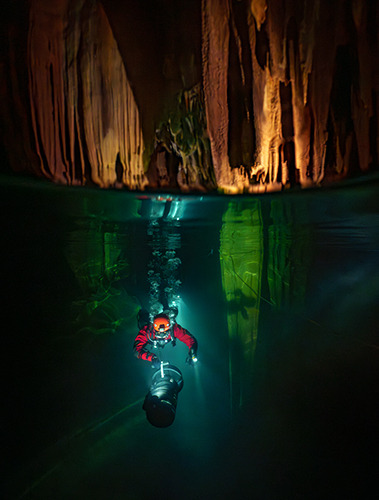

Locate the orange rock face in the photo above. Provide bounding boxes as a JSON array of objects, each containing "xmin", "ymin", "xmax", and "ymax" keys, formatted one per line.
[
  {"xmin": 0, "ymin": 0, "xmax": 377, "ymax": 191},
  {"xmin": 27, "ymin": 0, "xmax": 146, "ymax": 188},
  {"xmin": 202, "ymin": 0, "xmax": 378, "ymax": 191}
]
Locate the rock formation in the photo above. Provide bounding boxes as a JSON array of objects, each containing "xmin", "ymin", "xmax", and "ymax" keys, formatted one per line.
[
  {"xmin": 28, "ymin": 0, "xmax": 147, "ymax": 188},
  {"xmin": 202, "ymin": 0, "xmax": 378, "ymax": 192},
  {"xmin": 0, "ymin": 0, "xmax": 377, "ymax": 192}
]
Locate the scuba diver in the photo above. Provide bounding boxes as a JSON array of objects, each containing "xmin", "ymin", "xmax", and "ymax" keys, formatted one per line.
[{"xmin": 133, "ymin": 312, "xmax": 198, "ymax": 368}]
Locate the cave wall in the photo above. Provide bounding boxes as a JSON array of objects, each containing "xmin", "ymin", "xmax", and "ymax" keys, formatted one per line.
[
  {"xmin": 202, "ymin": 0, "xmax": 378, "ymax": 192},
  {"xmin": 0, "ymin": 0, "xmax": 377, "ymax": 191},
  {"xmin": 1, "ymin": 0, "xmax": 147, "ymax": 188},
  {"xmin": 27, "ymin": 0, "xmax": 146, "ymax": 188}
]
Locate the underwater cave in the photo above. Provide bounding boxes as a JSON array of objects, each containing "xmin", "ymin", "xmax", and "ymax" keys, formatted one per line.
[{"xmin": 1, "ymin": 1, "xmax": 378, "ymax": 499}]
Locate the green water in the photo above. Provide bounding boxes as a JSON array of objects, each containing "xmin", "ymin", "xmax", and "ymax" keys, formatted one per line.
[{"xmin": 2, "ymin": 175, "xmax": 378, "ymax": 499}]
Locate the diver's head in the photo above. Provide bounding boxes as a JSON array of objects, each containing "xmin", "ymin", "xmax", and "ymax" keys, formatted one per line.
[{"xmin": 153, "ymin": 314, "xmax": 171, "ymax": 339}]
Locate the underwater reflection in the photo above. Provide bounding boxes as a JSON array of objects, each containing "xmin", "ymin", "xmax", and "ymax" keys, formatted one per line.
[
  {"xmin": 65, "ymin": 216, "xmax": 139, "ymax": 340},
  {"xmin": 219, "ymin": 198, "xmax": 312, "ymax": 412},
  {"xmin": 2, "ymin": 177, "xmax": 378, "ymax": 499}
]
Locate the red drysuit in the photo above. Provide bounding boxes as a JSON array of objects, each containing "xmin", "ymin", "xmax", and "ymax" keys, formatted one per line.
[{"xmin": 133, "ymin": 323, "xmax": 197, "ymax": 362}]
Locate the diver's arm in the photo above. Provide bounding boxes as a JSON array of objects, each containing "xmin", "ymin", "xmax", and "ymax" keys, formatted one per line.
[
  {"xmin": 133, "ymin": 328, "xmax": 157, "ymax": 362},
  {"xmin": 173, "ymin": 324, "xmax": 198, "ymax": 354}
]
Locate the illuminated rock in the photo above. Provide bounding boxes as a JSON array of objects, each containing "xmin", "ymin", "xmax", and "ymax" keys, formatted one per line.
[
  {"xmin": 0, "ymin": 0, "xmax": 377, "ymax": 191},
  {"xmin": 202, "ymin": 0, "xmax": 378, "ymax": 191},
  {"xmin": 27, "ymin": 0, "xmax": 146, "ymax": 188}
]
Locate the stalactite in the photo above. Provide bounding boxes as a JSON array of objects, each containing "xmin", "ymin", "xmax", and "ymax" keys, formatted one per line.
[
  {"xmin": 202, "ymin": 0, "xmax": 377, "ymax": 192},
  {"xmin": 248, "ymin": 12, "xmax": 282, "ymax": 187},
  {"xmin": 249, "ymin": 0, "xmax": 342, "ymax": 186},
  {"xmin": 350, "ymin": 0, "xmax": 373, "ymax": 172},
  {"xmin": 1, "ymin": 0, "xmax": 377, "ymax": 191},
  {"xmin": 305, "ymin": 1, "xmax": 343, "ymax": 183},
  {"xmin": 27, "ymin": 0, "xmax": 147, "ymax": 188},
  {"xmin": 202, "ymin": 0, "xmax": 233, "ymax": 190},
  {"xmin": 28, "ymin": 0, "xmax": 68, "ymax": 182}
]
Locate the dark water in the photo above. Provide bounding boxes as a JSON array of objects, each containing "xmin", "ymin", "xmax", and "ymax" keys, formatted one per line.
[{"xmin": 1, "ymin": 175, "xmax": 378, "ymax": 499}]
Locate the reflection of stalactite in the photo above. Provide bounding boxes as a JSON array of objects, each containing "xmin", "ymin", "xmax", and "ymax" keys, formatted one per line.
[
  {"xmin": 219, "ymin": 198, "xmax": 312, "ymax": 411},
  {"xmin": 27, "ymin": 0, "xmax": 147, "ymax": 188},
  {"xmin": 267, "ymin": 200, "xmax": 312, "ymax": 309},
  {"xmin": 65, "ymin": 218, "xmax": 138, "ymax": 335},
  {"xmin": 220, "ymin": 201, "xmax": 263, "ymax": 411}
]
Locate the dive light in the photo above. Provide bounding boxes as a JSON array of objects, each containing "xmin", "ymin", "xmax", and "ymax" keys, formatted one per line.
[{"xmin": 143, "ymin": 362, "xmax": 183, "ymax": 427}]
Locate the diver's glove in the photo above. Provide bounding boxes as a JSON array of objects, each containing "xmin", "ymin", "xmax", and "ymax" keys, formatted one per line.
[
  {"xmin": 151, "ymin": 357, "xmax": 161, "ymax": 369},
  {"xmin": 186, "ymin": 348, "xmax": 198, "ymax": 366}
]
